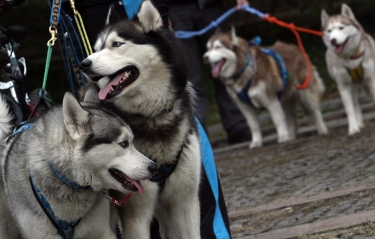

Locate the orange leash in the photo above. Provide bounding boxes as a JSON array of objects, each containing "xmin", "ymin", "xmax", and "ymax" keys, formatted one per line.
[{"xmin": 262, "ymin": 16, "xmax": 322, "ymax": 90}]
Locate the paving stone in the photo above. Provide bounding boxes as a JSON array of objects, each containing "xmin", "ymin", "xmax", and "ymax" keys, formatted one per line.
[{"xmin": 214, "ymin": 103, "xmax": 375, "ymax": 238}]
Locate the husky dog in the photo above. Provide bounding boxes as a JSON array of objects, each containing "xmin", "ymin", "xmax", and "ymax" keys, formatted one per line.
[
  {"xmin": 0, "ymin": 96, "xmax": 12, "ymax": 139},
  {"xmin": 321, "ymin": 4, "xmax": 375, "ymax": 135},
  {"xmin": 203, "ymin": 28, "xmax": 328, "ymax": 148},
  {"xmin": 80, "ymin": 1, "xmax": 202, "ymax": 238},
  {"xmin": 0, "ymin": 91, "xmax": 156, "ymax": 238}
]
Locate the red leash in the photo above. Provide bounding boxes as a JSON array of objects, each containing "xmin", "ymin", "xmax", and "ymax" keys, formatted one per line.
[{"xmin": 262, "ymin": 15, "xmax": 322, "ymax": 90}]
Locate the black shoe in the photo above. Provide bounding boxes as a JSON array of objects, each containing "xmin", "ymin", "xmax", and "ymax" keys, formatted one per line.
[{"xmin": 227, "ymin": 130, "xmax": 252, "ymax": 145}]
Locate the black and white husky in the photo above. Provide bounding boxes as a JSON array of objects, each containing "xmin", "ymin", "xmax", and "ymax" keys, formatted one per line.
[
  {"xmin": 0, "ymin": 91, "xmax": 156, "ymax": 238},
  {"xmin": 80, "ymin": 0, "xmax": 202, "ymax": 238},
  {"xmin": 321, "ymin": 4, "xmax": 375, "ymax": 135}
]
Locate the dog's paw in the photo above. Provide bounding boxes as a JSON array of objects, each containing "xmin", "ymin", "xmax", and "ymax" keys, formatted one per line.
[
  {"xmin": 249, "ymin": 141, "xmax": 262, "ymax": 149},
  {"xmin": 318, "ymin": 127, "xmax": 329, "ymax": 135},
  {"xmin": 278, "ymin": 134, "xmax": 291, "ymax": 143},
  {"xmin": 359, "ymin": 122, "xmax": 365, "ymax": 129},
  {"xmin": 348, "ymin": 127, "xmax": 361, "ymax": 135}
]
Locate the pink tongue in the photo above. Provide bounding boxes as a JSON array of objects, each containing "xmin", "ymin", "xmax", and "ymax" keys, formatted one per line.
[
  {"xmin": 335, "ymin": 44, "xmax": 345, "ymax": 54},
  {"xmin": 211, "ymin": 61, "xmax": 224, "ymax": 79},
  {"xmin": 126, "ymin": 176, "xmax": 144, "ymax": 194},
  {"xmin": 98, "ymin": 72, "xmax": 125, "ymax": 100}
]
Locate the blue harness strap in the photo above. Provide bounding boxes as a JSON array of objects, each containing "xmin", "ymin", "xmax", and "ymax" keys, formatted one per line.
[
  {"xmin": 236, "ymin": 79, "xmax": 253, "ymax": 106},
  {"xmin": 121, "ymin": 0, "xmax": 143, "ymax": 19},
  {"xmin": 29, "ymin": 175, "xmax": 80, "ymax": 239},
  {"xmin": 261, "ymin": 48, "xmax": 289, "ymax": 99},
  {"xmin": 149, "ymin": 144, "xmax": 184, "ymax": 188},
  {"xmin": 235, "ymin": 54, "xmax": 255, "ymax": 106},
  {"xmin": 196, "ymin": 118, "xmax": 230, "ymax": 239}
]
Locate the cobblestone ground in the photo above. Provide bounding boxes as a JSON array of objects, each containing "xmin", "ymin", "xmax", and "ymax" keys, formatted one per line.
[{"xmin": 214, "ymin": 119, "xmax": 375, "ymax": 238}]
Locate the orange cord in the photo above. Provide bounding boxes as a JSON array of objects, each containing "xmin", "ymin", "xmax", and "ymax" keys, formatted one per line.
[{"xmin": 262, "ymin": 16, "xmax": 322, "ymax": 90}]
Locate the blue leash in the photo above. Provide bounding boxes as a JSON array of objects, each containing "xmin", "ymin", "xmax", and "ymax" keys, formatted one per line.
[{"xmin": 175, "ymin": 5, "xmax": 268, "ymax": 39}]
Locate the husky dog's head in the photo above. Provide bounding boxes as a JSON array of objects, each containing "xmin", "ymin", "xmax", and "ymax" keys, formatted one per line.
[
  {"xmin": 203, "ymin": 27, "xmax": 248, "ymax": 79},
  {"xmin": 62, "ymin": 90, "xmax": 156, "ymax": 194},
  {"xmin": 321, "ymin": 4, "xmax": 364, "ymax": 56},
  {"xmin": 80, "ymin": 0, "xmax": 188, "ymax": 117}
]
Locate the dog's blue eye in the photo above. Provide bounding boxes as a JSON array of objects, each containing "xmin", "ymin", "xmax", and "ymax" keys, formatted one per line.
[
  {"xmin": 112, "ymin": 42, "xmax": 123, "ymax": 47},
  {"xmin": 119, "ymin": 140, "xmax": 129, "ymax": 148}
]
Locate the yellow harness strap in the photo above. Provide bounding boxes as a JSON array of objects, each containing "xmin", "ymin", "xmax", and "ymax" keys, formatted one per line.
[
  {"xmin": 347, "ymin": 63, "xmax": 364, "ymax": 84},
  {"xmin": 69, "ymin": 0, "xmax": 93, "ymax": 56}
]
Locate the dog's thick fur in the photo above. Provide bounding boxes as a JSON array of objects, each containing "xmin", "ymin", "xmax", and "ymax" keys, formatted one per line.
[
  {"xmin": 204, "ymin": 28, "xmax": 328, "ymax": 148},
  {"xmin": 0, "ymin": 96, "xmax": 12, "ymax": 139},
  {"xmin": 80, "ymin": 1, "xmax": 202, "ymax": 238},
  {"xmin": 0, "ymin": 91, "xmax": 156, "ymax": 238},
  {"xmin": 321, "ymin": 4, "xmax": 375, "ymax": 135}
]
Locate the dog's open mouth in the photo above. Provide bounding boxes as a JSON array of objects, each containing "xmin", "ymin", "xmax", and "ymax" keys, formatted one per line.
[
  {"xmin": 109, "ymin": 168, "xmax": 144, "ymax": 193},
  {"xmin": 99, "ymin": 66, "xmax": 140, "ymax": 100},
  {"xmin": 333, "ymin": 38, "xmax": 348, "ymax": 54},
  {"xmin": 211, "ymin": 59, "xmax": 225, "ymax": 79}
]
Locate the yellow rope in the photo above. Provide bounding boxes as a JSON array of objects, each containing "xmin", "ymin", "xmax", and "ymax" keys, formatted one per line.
[{"xmin": 69, "ymin": 0, "xmax": 93, "ymax": 56}]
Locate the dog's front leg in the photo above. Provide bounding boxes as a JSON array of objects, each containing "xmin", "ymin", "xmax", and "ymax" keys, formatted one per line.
[
  {"xmin": 266, "ymin": 99, "xmax": 290, "ymax": 143},
  {"xmin": 119, "ymin": 182, "xmax": 159, "ymax": 239},
  {"xmin": 156, "ymin": 194, "xmax": 200, "ymax": 239},
  {"xmin": 227, "ymin": 89, "xmax": 262, "ymax": 148},
  {"xmin": 337, "ymin": 83, "xmax": 361, "ymax": 134}
]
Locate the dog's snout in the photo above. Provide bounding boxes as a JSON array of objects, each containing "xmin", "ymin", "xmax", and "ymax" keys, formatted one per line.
[
  {"xmin": 80, "ymin": 59, "xmax": 92, "ymax": 71},
  {"xmin": 148, "ymin": 162, "xmax": 157, "ymax": 174},
  {"xmin": 330, "ymin": 38, "xmax": 337, "ymax": 45}
]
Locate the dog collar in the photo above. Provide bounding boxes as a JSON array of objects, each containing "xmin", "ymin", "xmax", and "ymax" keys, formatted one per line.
[
  {"xmin": 149, "ymin": 142, "xmax": 185, "ymax": 188},
  {"xmin": 156, "ymin": 106, "xmax": 173, "ymax": 117},
  {"xmin": 349, "ymin": 50, "xmax": 365, "ymax": 60},
  {"xmin": 100, "ymin": 190, "xmax": 132, "ymax": 206},
  {"xmin": 29, "ymin": 174, "xmax": 80, "ymax": 239},
  {"xmin": 49, "ymin": 162, "xmax": 89, "ymax": 189},
  {"xmin": 339, "ymin": 45, "xmax": 365, "ymax": 60}
]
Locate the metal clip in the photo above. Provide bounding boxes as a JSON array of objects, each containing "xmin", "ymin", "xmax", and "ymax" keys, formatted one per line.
[
  {"xmin": 101, "ymin": 190, "xmax": 121, "ymax": 206},
  {"xmin": 47, "ymin": 26, "xmax": 57, "ymax": 46},
  {"xmin": 69, "ymin": 0, "xmax": 78, "ymax": 15}
]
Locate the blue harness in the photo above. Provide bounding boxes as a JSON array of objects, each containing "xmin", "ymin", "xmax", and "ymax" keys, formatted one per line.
[
  {"xmin": 29, "ymin": 175, "xmax": 82, "ymax": 239},
  {"xmin": 9, "ymin": 123, "xmax": 86, "ymax": 239},
  {"xmin": 235, "ymin": 54, "xmax": 255, "ymax": 106},
  {"xmin": 236, "ymin": 38, "xmax": 289, "ymax": 106}
]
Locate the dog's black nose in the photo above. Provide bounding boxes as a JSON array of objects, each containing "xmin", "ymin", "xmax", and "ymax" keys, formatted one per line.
[
  {"xmin": 80, "ymin": 59, "xmax": 92, "ymax": 71},
  {"xmin": 203, "ymin": 55, "xmax": 209, "ymax": 64},
  {"xmin": 148, "ymin": 162, "xmax": 157, "ymax": 174},
  {"xmin": 330, "ymin": 38, "xmax": 337, "ymax": 45}
]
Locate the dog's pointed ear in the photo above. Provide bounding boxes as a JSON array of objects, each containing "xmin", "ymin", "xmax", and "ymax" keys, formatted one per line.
[
  {"xmin": 341, "ymin": 4, "xmax": 355, "ymax": 19},
  {"xmin": 321, "ymin": 9, "xmax": 329, "ymax": 27},
  {"xmin": 63, "ymin": 92, "xmax": 92, "ymax": 141},
  {"xmin": 230, "ymin": 26, "xmax": 239, "ymax": 46},
  {"xmin": 82, "ymin": 83, "xmax": 101, "ymax": 104},
  {"xmin": 137, "ymin": 0, "xmax": 163, "ymax": 32},
  {"xmin": 106, "ymin": 4, "xmax": 121, "ymax": 26}
]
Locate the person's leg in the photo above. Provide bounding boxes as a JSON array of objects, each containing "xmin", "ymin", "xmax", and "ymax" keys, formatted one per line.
[
  {"xmin": 169, "ymin": 3, "xmax": 208, "ymax": 127},
  {"xmin": 194, "ymin": 2, "xmax": 251, "ymax": 144}
]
